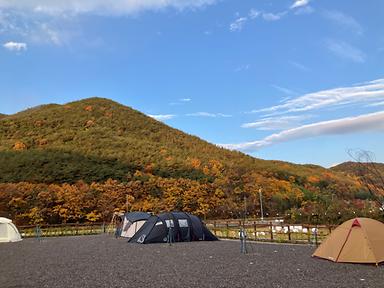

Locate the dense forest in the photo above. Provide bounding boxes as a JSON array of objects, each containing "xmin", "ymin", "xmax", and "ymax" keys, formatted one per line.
[{"xmin": 0, "ymin": 98, "xmax": 382, "ymax": 225}]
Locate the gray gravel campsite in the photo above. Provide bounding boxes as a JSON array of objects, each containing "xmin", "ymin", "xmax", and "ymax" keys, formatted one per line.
[{"xmin": 1, "ymin": 235, "xmax": 383, "ymax": 288}]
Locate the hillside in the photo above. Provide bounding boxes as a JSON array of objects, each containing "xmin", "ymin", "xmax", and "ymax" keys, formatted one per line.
[
  {"xmin": 332, "ymin": 161, "xmax": 384, "ymax": 175},
  {"xmin": 0, "ymin": 98, "xmax": 380, "ymax": 224},
  {"xmin": 0, "ymin": 97, "xmax": 326, "ymax": 183},
  {"xmin": 331, "ymin": 162, "xmax": 384, "ymax": 199}
]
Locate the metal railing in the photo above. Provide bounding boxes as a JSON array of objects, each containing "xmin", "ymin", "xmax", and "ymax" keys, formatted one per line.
[{"xmin": 18, "ymin": 223, "xmax": 114, "ymax": 238}]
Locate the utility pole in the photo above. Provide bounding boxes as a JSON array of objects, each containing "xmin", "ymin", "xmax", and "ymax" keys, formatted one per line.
[{"xmin": 259, "ymin": 188, "xmax": 264, "ymax": 221}]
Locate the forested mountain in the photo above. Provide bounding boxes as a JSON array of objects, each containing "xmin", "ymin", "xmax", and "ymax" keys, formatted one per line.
[{"xmin": 0, "ymin": 98, "xmax": 382, "ymax": 224}]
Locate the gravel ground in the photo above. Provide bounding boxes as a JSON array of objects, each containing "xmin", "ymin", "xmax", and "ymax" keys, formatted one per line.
[{"xmin": 1, "ymin": 235, "xmax": 383, "ymax": 288}]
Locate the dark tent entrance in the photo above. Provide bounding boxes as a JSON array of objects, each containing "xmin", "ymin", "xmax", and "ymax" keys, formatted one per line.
[{"xmin": 128, "ymin": 212, "xmax": 218, "ymax": 244}]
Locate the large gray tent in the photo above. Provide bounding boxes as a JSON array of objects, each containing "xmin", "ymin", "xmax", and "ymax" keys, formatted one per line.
[{"xmin": 128, "ymin": 212, "xmax": 218, "ymax": 244}]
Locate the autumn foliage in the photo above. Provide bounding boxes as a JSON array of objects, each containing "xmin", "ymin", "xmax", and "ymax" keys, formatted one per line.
[{"xmin": 0, "ymin": 98, "xmax": 382, "ymax": 225}]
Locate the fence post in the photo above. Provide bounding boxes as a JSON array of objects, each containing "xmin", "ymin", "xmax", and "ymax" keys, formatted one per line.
[
  {"xmin": 270, "ymin": 222, "xmax": 274, "ymax": 241},
  {"xmin": 287, "ymin": 225, "xmax": 291, "ymax": 241},
  {"xmin": 213, "ymin": 221, "xmax": 217, "ymax": 236},
  {"xmin": 226, "ymin": 221, "xmax": 229, "ymax": 238},
  {"xmin": 253, "ymin": 221, "xmax": 257, "ymax": 241},
  {"xmin": 307, "ymin": 226, "xmax": 311, "ymax": 244}
]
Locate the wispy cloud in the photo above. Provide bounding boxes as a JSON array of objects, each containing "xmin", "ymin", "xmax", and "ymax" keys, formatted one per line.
[
  {"xmin": 187, "ymin": 112, "xmax": 232, "ymax": 118},
  {"xmin": 288, "ymin": 60, "xmax": 310, "ymax": 72},
  {"xmin": 148, "ymin": 114, "xmax": 176, "ymax": 121},
  {"xmin": 235, "ymin": 64, "xmax": 250, "ymax": 72},
  {"xmin": 0, "ymin": 10, "xmax": 76, "ymax": 45},
  {"xmin": 242, "ymin": 115, "xmax": 311, "ymax": 131},
  {"xmin": 3, "ymin": 41, "xmax": 27, "ymax": 51},
  {"xmin": 230, "ymin": 17, "xmax": 247, "ymax": 32},
  {"xmin": 169, "ymin": 98, "xmax": 192, "ymax": 106},
  {"xmin": 325, "ymin": 39, "xmax": 366, "ymax": 63},
  {"xmin": 0, "ymin": 1, "xmax": 217, "ymax": 16},
  {"xmin": 262, "ymin": 12, "xmax": 286, "ymax": 21},
  {"xmin": 290, "ymin": 0, "xmax": 309, "ymax": 9},
  {"xmin": 0, "ymin": 1, "xmax": 217, "ymax": 45},
  {"xmin": 271, "ymin": 84, "xmax": 296, "ymax": 95},
  {"xmin": 223, "ymin": 111, "xmax": 384, "ymax": 151},
  {"xmin": 254, "ymin": 78, "xmax": 384, "ymax": 115},
  {"xmin": 367, "ymin": 101, "xmax": 384, "ymax": 107},
  {"xmin": 323, "ymin": 10, "xmax": 363, "ymax": 35},
  {"xmin": 248, "ymin": 9, "xmax": 260, "ymax": 19},
  {"xmin": 293, "ymin": 5, "xmax": 314, "ymax": 15},
  {"xmin": 229, "ymin": 3, "xmax": 312, "ymax": 32}
]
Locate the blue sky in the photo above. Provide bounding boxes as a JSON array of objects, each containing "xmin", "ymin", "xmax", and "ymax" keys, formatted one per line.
[{"xmin": 0, "ymin": 0, "xmax": 383, "ymax": 167}]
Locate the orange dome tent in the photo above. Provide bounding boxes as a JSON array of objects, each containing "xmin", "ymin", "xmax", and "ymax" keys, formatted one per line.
[{"xmin": 313, "ymin": 218, "xmax": 384, "ymax": 265}]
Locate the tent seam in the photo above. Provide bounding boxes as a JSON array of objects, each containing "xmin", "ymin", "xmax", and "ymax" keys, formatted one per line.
[{"xmin": 359, "ymin": 220, "xmax": 378, "ymax": 265}]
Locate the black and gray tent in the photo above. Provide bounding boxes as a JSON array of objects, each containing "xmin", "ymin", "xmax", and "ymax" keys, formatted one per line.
[
  {"xmin": 128, "ymin": 212, "xmax": 218, "ymax": 244},
  {"xmin": 121, "ymin": 212, "xmax": 151, "ymax": 239}
]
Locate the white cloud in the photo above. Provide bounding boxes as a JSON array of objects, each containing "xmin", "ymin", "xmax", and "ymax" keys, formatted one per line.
[
  {"xmin": 325, "ymin": 39, "xmax": 366, "ymax": 63},
  {"xmin": 242, "ymin": 115, "xmax": 311, "ymax": 131},
  {"xmin": 0, "ymin": 1, "xmax": 217, "ymax": 16},
  {"xmin": 187, "ymin": 112, "xmax": 232, "ymax": 118},
  {"xmin": 249, "ymin": 9, "xmax": 260, "ymax": 19},
  {"xmin": 367, "ymin": 101, "xmax": 384, "ymax": 107},
  {"xmin": 148, "ymin": 114, "xmax": 176, "ymax": 121},
  {"xmin": 180, "ymin": 98, "xmax": 191, "ymax": 102},
  {"xmin": 0, "ymin": 10, "xmax": 74, "ymax": 45},
  {"xmin": 290, "ymin": 0, "xmax": 309, "ymax": 9},
  {"xmin": 262, "ymin": 12, "xmax": 285, "ymax": 21},
  {"xmin": 3, "ymin": 41, "xmax": 27, "ymax": 51},
  {"xmin": 230, "ymin": 17, "xmax": 247, "ymax": 32},
  {"xmin": 254, "ymin": 78, "xmax": 384, "ymax": 115},
  {"xmin": 323, "ymin": 10, "xmax": 363, "ymax": 35},
  {"xmin": 294, "ymin": 5, "xmax": 314, "ymax": 15},
  {"xmin": 223, "ymin": 111, "xmax": 384, "ymax": 151},
  {"xmin": 0, "ymin": 1, "xmax": 216, "ymax": 45}
]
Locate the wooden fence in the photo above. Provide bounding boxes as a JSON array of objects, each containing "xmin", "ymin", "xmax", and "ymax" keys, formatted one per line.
[
  {"xmin": 205, "ymin": 220, "xmax": 335, "ymax": 245},
  {"xmin": 18, "ymin": 220, "xmax": 334, "ymax": 244}
]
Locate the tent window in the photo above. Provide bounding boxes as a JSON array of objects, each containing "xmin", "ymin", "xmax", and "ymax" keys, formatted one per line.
[
  {"xmin": 123, "ymin": 221, "xmax": 132, "ymax": 231},
  {"xmin": 0, "ymin": 224, "xmax": 7, "ymax": 237},
  {"xmin": 155, "ymin": 221, "xmax": 163, "ymax": 226},
  {"xmin": 165, "ymin": 219, "xmax": 174, "ymax": 228},
  {"xmin": 178, "ymin": 219, "xmax": 188, "ymax": 228}
]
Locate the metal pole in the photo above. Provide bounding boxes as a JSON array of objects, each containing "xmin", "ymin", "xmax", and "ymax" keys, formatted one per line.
[
  {"xmin": 240, "ymin": 227, "xmax": 247, "ymax": 254},
  {"xmin": 240, "ymin": 196, "xmax": 248, "ymax": 254},
  {"xmin": 243, "ymin": 196, "xmax": 247, "ymax": 224},
  {"xmin": 259, "ymin": 188, "xmax": 264, "ymax": 221},
  {"xmin": 167, "ymin": 225, "xmax": 173, "ymax": 246}
]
